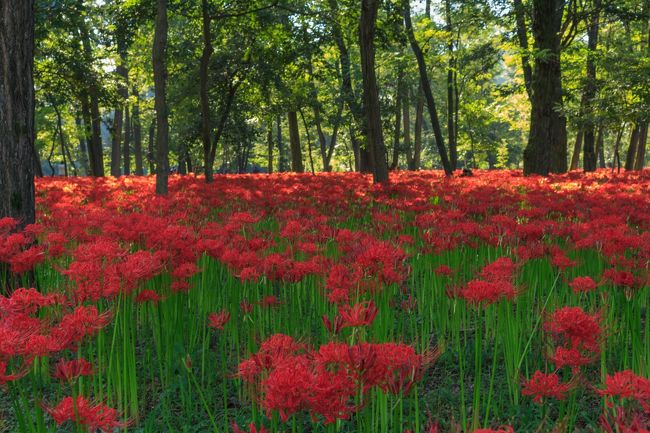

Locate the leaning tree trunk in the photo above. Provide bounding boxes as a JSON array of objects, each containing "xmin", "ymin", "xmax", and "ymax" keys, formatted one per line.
[
  {"xmin": 523, "ymin": 0, "xmax": 567, "ymax": 175},
  {"xmin": 153, "ymin": 0, "xmax": 169, "ymax": 194},
  {"xmin": 287, "ymin": 111, "xmax": 304, "ymax": 173},
  {"xmin": 0, "ymin": 0, "xmax": 36, "ymax": 228},
  {"xmin": 403, "ymin": 0, "xmax": 453, "ymax": 175},
  {"xmin": 360, "ymin": 0, "xmax": 389, "ymax": 183},
  {"xmin": 582, "ymin": 0, "xmax": 600, "ymax": 172}
]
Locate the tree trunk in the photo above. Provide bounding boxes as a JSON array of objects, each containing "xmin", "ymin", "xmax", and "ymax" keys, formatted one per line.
[
  {"xmin": 403, "ymin": 87, "xmax": 412, "ymax": 169},
  {"xmin": 123, "ymin": 106, "xmax": 131, "ymax": 174},
  {"xmin": 570, "ymin": 130, "xmax": 582, "ymax": 170},
  {"xmin": 360, "ymin": 0, "xmax": 389, "ymax": 183},
  {"xmin": 0, "ymin": 0, "xmax": 36, "ymax": 228},
  {"xmin": 596, "ymin": 126, "xmax": 605, "ymax": 169},
  {"xmin": 299, "ymin": 109, "xmax": 316, "ymax": 174},
  {"xmin": 110, "ymin": 108, "xmax": 122, "ymax": 176},
  {"xmin": 403, "ymin": 0, "xmax": 453, "ymax": 175},
  {"xmin": 612, "ymin": 124, "xmax": 624, "ymax": 172},
  {"xmin": 625, "ymin": 125, "xmax": 639, "ymax": 171},
  {"xmin": 287, "ymin": 111, "xmax": 304, "ymax": 173},
  {"xmin": 53, "ymin": 103, "xmax": 68, "ymax": 176},
  {"xmin": 132, "ymin": 91, "xmax": 143, "ymax": 175},
  {"xmin": 523, "ymin": 0, "xmax": 567, "ymax": 175},
  {"xmin": 445, "ymin": 0, "xmax": 457, "ymax": 169},
  {"xmin": 513, "ymin": 0, "xmax": 533, "ymax": 98},
  {"xmin": 277, "ymin": 115, "xmax": 287, "ymax": 172},
  {"xmin": 200, "ymin": 0, "xmax": 213, "ymax": 182},
  {"xmin": 75, "ymin": 114, "xmax": 89, "ymax": 175},
  {"xmin": 634, "ymin": 123, "xmax": 648, "ymax": 170},
  {"xmin": 153, "ymin": 0, "xmax": 169, "ymax": 194},
  {"xmin": 267, "ymin": 118, "xmax": 273, "ymax": 173},
  {"xmin": 412, "ymin": 84, "xmax": 423, "ymax": 170},
  {"xmin": 582, "ymin": 0, "xmax": 600, "ymax": 172},
  {"xmin": 391, "ymin": 75, "xmax": 401, "ymax": 170},
  {"xmin": 148, "ymin": 119, "xmax": 155, "ymax": 175}
]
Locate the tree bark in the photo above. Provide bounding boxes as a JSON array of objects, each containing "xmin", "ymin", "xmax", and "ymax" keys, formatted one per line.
[
  {"xmin": 403, "ymin": 0, "xmax": 453, "ymax": 175},
  {"xmin": 110, "ymin": 108, "xmax": 123, "ymax": 176},
  {"xmin": 276, "ymin": 115, "xmax": 287, "ymax": 172},
  {"xmin": 634, "ymin": 123, "xmax": 648, "ymax": 170},
  {"xmin": 200, "ymin": 0, "xmax": 214, "ymax": 182},
  {"xmin": 445, "ymin": 0, "xmax": 457, "ymax": 169},
  {"xmin": 123, "ymin": 106, "xmax": 131, "ymax": 175},
  {"xmin": 148, "ymin": 119, "xmax": 155, "ymax": 175},
  {"xmin": 625, "ymin": 124, "xmax": 639, "ymax": 171},
  {"xmin": 570, "ymin": 130, "xmax": 582, "ymax": 170},
  {"xmin": 153, "ymin": 0, "xmax": 169, "ymax": 194},
  {"xmin": 412, "ymin": 84, "xmax": 423, "ymax": 170},
  {"xmin": 287, "ymin": 111, "xmax": 304, "ymax": 173},
  {"xmin": 403, "ymin": 86, "xmax": 412, "ymax": 169},
  {"xmin": 523, "ymin": 0, "xmax": 568, "ymax": 175},
  {"xmin": 596, "ymin": 126, "xmax": 605, "ymax": 169},
  {"xmin": 513, "ymin": 0, "xmax": 533, "ymax": 98},
  {"xmin": 360, "ymin": 0, "xmax": 389, "ymax": 183},
  {"xmin": 582, "ymin": 0, "xmax": 600, "ymax": 172},
  {"xmin": 267, "ymin": 118, "xmax": 273, "ymax": 173},
  {"xmin": 75, "ymin": 113, "xmax": 89, "ymax": 175},
  {"xmin": 391, "ymin": 74, "xmax": 402, "ymax": 170},
  {"xmin": 132, "ymin": 91, "xmax": 143, "ymax": 175},
  {"xmin": 0, "ymin": 0, "xmax": 36, "ymax": 228}
]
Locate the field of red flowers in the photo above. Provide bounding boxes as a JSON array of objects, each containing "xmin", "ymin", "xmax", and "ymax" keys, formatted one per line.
[{"xmin": 0, "ymin": 170, "xmax": 648, "ymax": 433}]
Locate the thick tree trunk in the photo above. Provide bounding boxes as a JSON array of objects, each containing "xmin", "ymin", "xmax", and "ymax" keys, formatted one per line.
[
  {"xmin": 403, "ymin": 0, "xmax": 453, "ymax": 175},
  {"xmin": 634, "ymin": 123, "xmax": 648, "ymax": 170},
  {"xmin": 132, "ymin": 92, "xmax": 143, "ymax": 175},
  {"xmin": 360, "ymin": 0, "xmax": 389, "ymax": 183},
  {"xmin": 0, "ymin": 0, "xmax": 36, "ymax": 228},
  {"xmin": 523, "ymin": 0, "xmax": 567, "ymax": 175},
  {"xmin": 110, "ymin": 108, "xmax": 122, "ymax": 176},
  {"xmin": 582, "ymin": 0, "xmax": 600, "ymax": 172},
  {"xmin": 153, "ymin": 0, "xmax": 169, "ymax": 194},
  {"xmin": 287, "ymin": 111, "xmax": 304, "ymax": 173},
  {"xmin": 513, "ymin": 0, "xmax": 533, "ymax": 98},
  {"xmin": 625, "ymin": 125, "xmax": 639, "ymax": 171},
  {"xmin": 570, "ymin": 130, "xmax": 582, "ymax": 170}
]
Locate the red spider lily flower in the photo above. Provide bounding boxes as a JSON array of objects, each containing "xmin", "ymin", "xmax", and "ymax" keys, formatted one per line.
[
  {"xmin": 45, "ymin": 395, "xmax": 127, "ymax": 432},
  {"xmin": 568, "ymin": 276, "xmax": 598, "ymax": 294},
  {"xmin": 479, "ymin": 257, "xmax": 516, "ymax": 282},
  {"xmin": 549, "ymin": 346, "xmax": 596, "ymax": 373},
  {"xmin": 53, "ymin": 358, "xmax": 94, "ymax": 382},
  {"xmin": 551, "ymin": 252, "xmax": 577, "ymax": 270},
  {"xmin": 544, "ymin": 306, "xmax": 602, "ymax": 353},
  {"xmin": 0, "ymin": 287, "xmax": 61, "ymax": 315},
  {"xmin": 9, "ymin": 245, "xmax": 45, "ymax": 274},
  {"xmin": 458, "ymin": 280, "xmax": 516, "ymax": 305},
  {"xmin": 600, "ymin": 406, "xmax": 650, "ymax": 433},
  {"xmin": 231, "ymin": 421, "xmax": 269, "ymax": 433},
  {"xmin": 338, "ymin": 301, "xmax": 378, "ymax": 329},
  {"xmin": 0, "ymin": 360, "xmax": 31, "ymax": 385},
  {"xmin": 598, "ymin": 370, "xmax": 650, "ymax": 412},
  {"xmin": 521, "ymin": 370, "xmax": 575, "ymax": 404},
  {"xmin": 239, "ymin": 300, "xmax": 253, "ymax": 314},
  {"xmin": 322, "ymin": 314, "xmax": 344, "ymax": 334},
  {"xmin": 259, "ymin": 295, "xmax": 282, "ymax": 308},
  {"xmin": 134, "ymin": 289, "xmax": 163, "ymax": 304},
  {"xmin": 401, "ymin": 295, "xmax": 417, "ymax": 312},
  {"xmin": 207, "ymin": 310, "xmax": 231, "ymax": 330}
]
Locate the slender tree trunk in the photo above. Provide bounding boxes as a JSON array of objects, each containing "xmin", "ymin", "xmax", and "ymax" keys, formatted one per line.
[
  {"xmin": 53, "ymin": 103, "xmax": 68, "ymax": 176},
  {"xmin": 413, "ymin": 84, "xmax": 423, "ymax": 170},
  {"xmin": 299, "ymin": 109, "xmax": 316, "ymax": 174},
  {"xmin": 403, "ymin": 0, "xmax": 453, "ymax": 175},
  {"xmin": 391, "ymin": 76, "xmax": 402, "ymax": 170},
  {"xmin": 570, "ymin": 130, "xmax": 583, "ymax": 170},
  {"xmin": 75, "ymin": 114, "xmax": 89, "ymax": 175},
  {"xmin": 523, "ymin": 0, "xmax": 568, "ymax": 175},
  {"xmin": 132, "ymin": 91, "xmax": 143, "ymax": 175},
  {"xmin": 360, "ymin": 0, "xmax": 389, "ymax": 183},
  {"xmin": 403, "ymin": 87, "xmax": 412, "ymax": 169},
  {"xmin": 148, "ymin": 119, "xmax": 155, "ymax": 175},
  {"xmin": 276, "ymin": 115, "xmax": 287, "ymax": 172},
  {"xmin": 287, "ymin": 111, "xmax": 304, "ymax": 173},
  {"xmin": 200, "ymin": 0, "xmax": 213, "ymax": 182},
  {"xmin": 513, "ymin": 0, "xmax": 533, "ymax": 98},
  {"xmin": 123, "ymin": 106, "xmax": 131, "ymax": 174},
  {"xmin": 110, "ymin": 108, "xmax": 122, "ymax": 176},
  {"xmin": 445, "ymin": 0, "xmax": 457, "ymax": 169},
  {"xmin": 0, "ymin": 0, "xmax": 36, "ymax": 228},
  {"xmin": 612, "ymin": 124, "xmax": 624, "ymax": 173},
  {"xmin": 267, "ymin": 118, "xmax": 273, "ymax": 173},
  {"xmin": 153, "ymin": 0, "xmax": 169, "ymax": 194},
  {"xmin": 625, "ymin": 125, "xmax": 639, "ymax": 171},
  {"xmin": 634, "ymin": 123, "xmax": 648, "ymax": 170},
  {"xmin": 596, "ymin": 126, "xmax": 605, "ymax": 169},
  {"xmin": 583, "ymin": 0, "xmax": 601, "ymax": 172}
]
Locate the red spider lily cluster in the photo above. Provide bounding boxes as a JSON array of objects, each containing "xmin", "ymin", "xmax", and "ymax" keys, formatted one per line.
[
  {"xmin": 0, "ymin": 170, "xmax": 647, "ymax": 432},
  {"xmin": 237, "ymin": 334, "xmax": 434, "ymax": 424}
]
